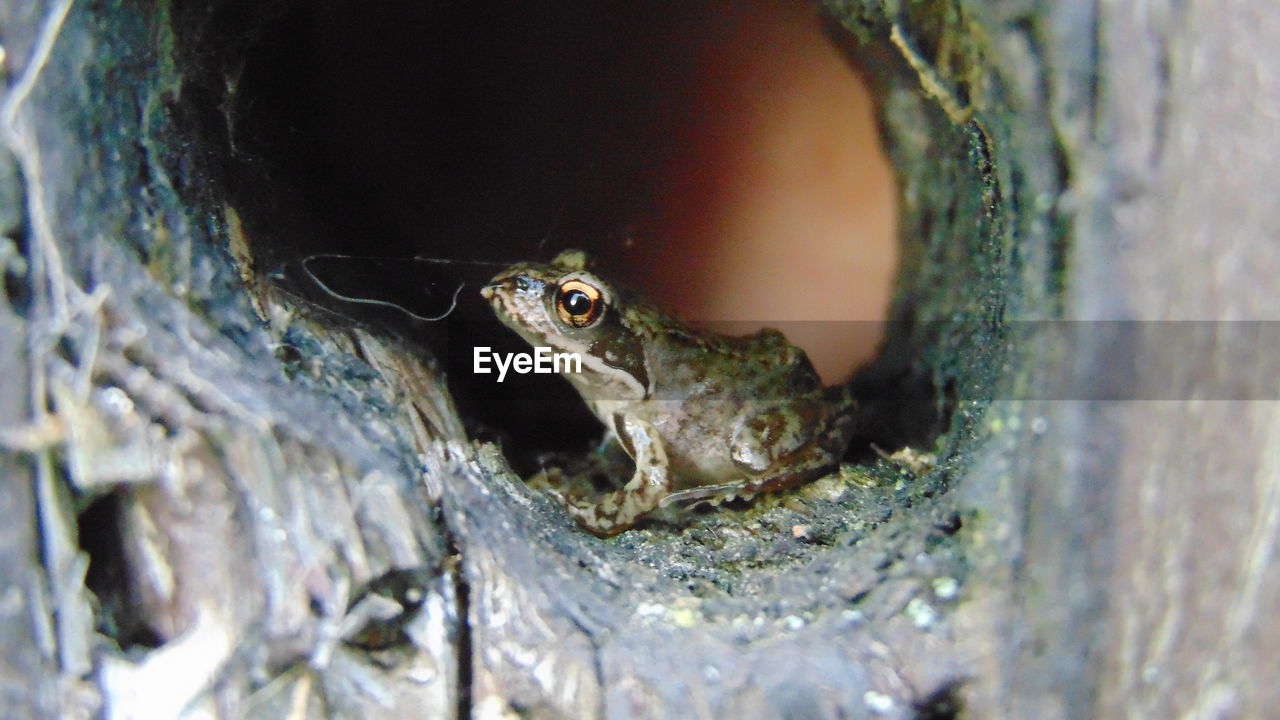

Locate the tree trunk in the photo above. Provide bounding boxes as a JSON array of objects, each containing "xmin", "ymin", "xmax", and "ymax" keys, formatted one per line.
[{"xmin": 0, "ymin": 0, "xmax": 1275, "ymax": 718}]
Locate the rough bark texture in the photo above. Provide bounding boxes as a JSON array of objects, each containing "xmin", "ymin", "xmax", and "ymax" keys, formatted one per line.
[{"xmin": 0, "ymin": 1, "xmax": 1275, "ymax": 719}]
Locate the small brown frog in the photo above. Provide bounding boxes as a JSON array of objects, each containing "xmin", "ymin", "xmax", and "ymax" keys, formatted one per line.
[{"xmin": 481, "ymin": 250, "xmax": 855, "ymax": 536}]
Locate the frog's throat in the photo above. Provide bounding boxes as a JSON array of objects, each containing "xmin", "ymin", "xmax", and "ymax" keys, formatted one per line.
[{"xmin": 556, "ymin": 339, "xmax": 648, "ymax": 402}]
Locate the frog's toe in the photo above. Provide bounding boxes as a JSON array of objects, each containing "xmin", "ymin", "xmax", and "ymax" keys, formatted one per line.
[
  {"xmin": 557, "ymin": 461, "xmax": 673, "ymax": 537},
  {"xmin": 525, "ymin": 468, "xmax": 562, "ymax": 492},
  {"xmin": 561, "ymin": 497, "xmax": 644, "ymax": 537}
]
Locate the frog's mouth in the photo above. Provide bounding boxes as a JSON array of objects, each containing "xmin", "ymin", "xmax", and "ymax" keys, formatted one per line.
[
  {"xmin": 478, "ymin": 282, "xmax": 503, "ymax": 304},
  {"xmin": 480, "ymin": 280, "xmax": 519, "ymax": 320},
  {"xmin": 480, "ymin": 278, "xmax": 550, "ymax": 343}
]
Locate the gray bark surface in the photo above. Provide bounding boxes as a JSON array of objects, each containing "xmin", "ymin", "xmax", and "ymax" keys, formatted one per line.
[{"xmin": 0, "ymin": 0, "xmax": 1275, "ymax": 718}]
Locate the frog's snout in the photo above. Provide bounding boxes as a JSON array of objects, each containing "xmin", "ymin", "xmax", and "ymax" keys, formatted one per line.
[
  {"xmin": 482, "ymin": 271, "xmax": 540, "ymax": 299},
  {"xmin": 482, "ymin": 274, "xmax": 520, "ymax": 301}
]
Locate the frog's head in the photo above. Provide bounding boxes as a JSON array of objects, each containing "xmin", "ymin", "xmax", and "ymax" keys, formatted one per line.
[{"xmin": 481, "ymin": 249, "xmax": 648, "ymax": 398}]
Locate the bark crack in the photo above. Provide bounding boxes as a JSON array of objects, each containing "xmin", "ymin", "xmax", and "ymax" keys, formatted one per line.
[{"xmin": 443, "ymin": 524, "xmax": 474, "ymax": 720}]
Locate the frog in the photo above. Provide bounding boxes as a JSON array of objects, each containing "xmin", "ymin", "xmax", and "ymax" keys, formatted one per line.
[{"xmin": 480, "ymin": 249, "xmax": 856, "ymax": 536}]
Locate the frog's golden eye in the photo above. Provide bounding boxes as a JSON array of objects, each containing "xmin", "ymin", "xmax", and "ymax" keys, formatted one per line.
[{"xmin": 555, "ymin": 279, "xmax": 604, "ymax": 328}]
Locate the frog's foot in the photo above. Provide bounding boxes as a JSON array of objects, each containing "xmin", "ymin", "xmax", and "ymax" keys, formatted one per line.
[
  {"xmin": 527, "ymin": 442, "xmax": 631, "ymax": 502},
  {"xmin": 525, "ymin": 467, "xmax": 564, "ymax": 492},
  {"xmin": 558, "ymin": 416, "xmax": 672, "ymax": 537}
]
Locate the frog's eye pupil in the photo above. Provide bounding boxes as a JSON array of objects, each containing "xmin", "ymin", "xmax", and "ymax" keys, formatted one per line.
[
  {"xmin": 563, "ymin": 290, "xmax": 591, "ymax": 315},
  {"xmin": 515, "ymin": 276, "xmax": 532, "ymax": 291},
  {"xmin": 555, "ymin": 279, "xmax": 604, "ymax": 328}
]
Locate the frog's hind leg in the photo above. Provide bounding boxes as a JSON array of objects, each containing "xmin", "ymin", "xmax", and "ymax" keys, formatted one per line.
[
  {"xmin": 557, "ymin": 416, "xmax": 672, "ymax": 537},
  {"xmin": 709, "ymin": 394, "xmax": 854, "ymax": 504}
]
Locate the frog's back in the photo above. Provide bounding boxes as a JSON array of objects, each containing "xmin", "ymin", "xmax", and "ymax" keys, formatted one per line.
[{"xmin": 689, "ymin": 326, "xmax": 824, "ymax": 396}]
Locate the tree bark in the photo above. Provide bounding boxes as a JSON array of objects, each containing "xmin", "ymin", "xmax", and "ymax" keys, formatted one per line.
[{"xmin": 0, "ymin": 0, "xmax": 1275, "ymax": 719}]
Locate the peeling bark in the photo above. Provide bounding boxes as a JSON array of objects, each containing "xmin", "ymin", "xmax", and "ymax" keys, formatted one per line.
[{"xmin": 0, "ymin": 0, "xmax": 1276, "ymax": 719}]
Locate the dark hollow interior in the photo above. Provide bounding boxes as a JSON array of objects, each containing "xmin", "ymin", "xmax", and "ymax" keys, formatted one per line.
[{"xmin": 175, "ymin": 0, "xmax": 950, "ymax": 472}]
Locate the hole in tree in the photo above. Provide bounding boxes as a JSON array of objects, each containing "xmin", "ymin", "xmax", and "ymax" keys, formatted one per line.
[
  {"xmin": 80, "ymin": 490, "xmax": 165, "ymax": 651},
  {"xmin": 173, "ymin": 0, "xmax": 948, "ymax": 480},
  {"xmin": 913, "ymin": 679, "xmax": 966, "ymax": 720}
]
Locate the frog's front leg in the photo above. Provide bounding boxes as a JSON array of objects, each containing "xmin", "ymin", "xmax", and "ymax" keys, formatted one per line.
[{"xmin": 557, "ymin": 415, "xmax": 671, "ymax": 537}]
